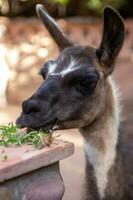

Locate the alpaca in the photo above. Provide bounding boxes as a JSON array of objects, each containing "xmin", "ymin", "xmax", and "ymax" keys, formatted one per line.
[{"xmin": 16, "ymin": 4, "xmax": 133, "ymax": 200}]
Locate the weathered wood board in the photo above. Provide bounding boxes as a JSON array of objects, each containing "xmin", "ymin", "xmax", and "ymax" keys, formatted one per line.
[{"xmin": 0, "ymin": 139, "xmax": 74, "ymax": 200}]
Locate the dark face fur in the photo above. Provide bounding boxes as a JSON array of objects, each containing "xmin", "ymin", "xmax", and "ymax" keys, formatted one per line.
[
  {"xmin": 16, "ymin": 5, "xmax": 125, "ymax": 132},
  {"xmin": 17, "ymin": 47, "xmax": 100, "ymax": 131}
]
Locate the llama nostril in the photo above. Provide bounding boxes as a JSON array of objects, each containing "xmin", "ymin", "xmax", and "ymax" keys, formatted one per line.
[{"xmin": 22, "ymin": 100, "xmax": 40, "ymax": 114}]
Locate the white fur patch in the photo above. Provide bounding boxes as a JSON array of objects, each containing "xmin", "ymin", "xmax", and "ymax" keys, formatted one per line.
[
  {"xmin": 109, "ymin": 77, "xmax": 121, "ymax": 127},
  {"xmin": 60, "ymin": 59, "xmax": 78, "ymax": 76},
  {"xmin": 48, "ymin": 62, "xmax": 57, "ymax": 74},
  {"xmin": 85, "ymin": 133, "xmax": 117, "ymax": 198},
  {"xmin": 84, "ymin": 78, "xmax": 119, "ymax": 198},
  {"xmin": 49, "ymin": 57, "xmax": 79, "ymax": 77}
]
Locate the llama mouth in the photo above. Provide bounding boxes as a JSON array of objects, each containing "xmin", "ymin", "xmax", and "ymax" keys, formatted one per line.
[
  {"xmin": 16, "ymin": 116, "xmax": 60, "ymax": 133},
  {"xmin": 32, "ymin": 123, "xmax": 60, "ymax": 133}
]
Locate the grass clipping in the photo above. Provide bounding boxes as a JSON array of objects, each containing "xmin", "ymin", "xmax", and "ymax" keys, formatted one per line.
[{"xmin": 0, "ymin": 123, "xmax": 53, "ymax": 149}]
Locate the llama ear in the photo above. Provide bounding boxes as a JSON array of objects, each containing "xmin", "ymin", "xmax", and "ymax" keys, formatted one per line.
[
  {"xmin": 36, "ymin": 4, "xmax": 74, "ymax": 51},
  {"xmin": 96, "ymin": 6, "xmax": 125, "ymax": 76}
]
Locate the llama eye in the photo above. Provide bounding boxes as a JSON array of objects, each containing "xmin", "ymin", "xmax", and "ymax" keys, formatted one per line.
[
  {"xmin": 80, "ymin": 80, "xmax": 96, "ymax": 88},
  {"xmin": 75, "ymin": 76, "xmax": 97, "ymax": 96}
]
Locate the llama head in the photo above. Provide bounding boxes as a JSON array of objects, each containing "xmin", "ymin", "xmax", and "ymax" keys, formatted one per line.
[{"xmin": 16, "ymin": 5, "xmax": 125, "ymax": 132}]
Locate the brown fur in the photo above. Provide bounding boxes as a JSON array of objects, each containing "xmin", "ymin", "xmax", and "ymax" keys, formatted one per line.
[{"xmin": 81, "ymin": 78, "xmax": 132, "ymax": 199}]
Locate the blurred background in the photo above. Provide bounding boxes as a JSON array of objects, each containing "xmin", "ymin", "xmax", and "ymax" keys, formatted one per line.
[{"xmin": 0, "ymin": 1, "xmax": 132, "ymax": 199}]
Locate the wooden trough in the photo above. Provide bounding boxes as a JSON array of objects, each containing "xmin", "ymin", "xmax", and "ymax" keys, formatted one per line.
[{"xmin": 0, "ymin": 139, "xmax": 74, "ymax": 200}]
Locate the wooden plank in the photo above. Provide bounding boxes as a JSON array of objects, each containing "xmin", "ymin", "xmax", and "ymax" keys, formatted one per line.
[{"xmin": 0, "ymin": 139, "xmax": 74, "ymax": 183}]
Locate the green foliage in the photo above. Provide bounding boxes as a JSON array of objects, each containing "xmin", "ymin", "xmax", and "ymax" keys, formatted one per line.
[
  {"xmin": 0, "ymin": 123, "xmax": 50, "ymax": 149},
  {"xmin": 52, "ymin": 0, "xmax": 124, "ymax": 9},
  {"xmin": 53, "ymin": 0, "xmax": 125, "ymax": 15},
  {"xmin": 0, "ymin": 0, "xmax": 127, "ymax": 17},
  {"xmin": 54, "ymin": 0, "xmax": 69, "ymax": 6},
  {"xmin": 86, "ymin": 0, "xmax": 125, "ymax": 14},
  {"xmin": 0, "ymin": 0, "xmax": 4, "ymax": 7}
]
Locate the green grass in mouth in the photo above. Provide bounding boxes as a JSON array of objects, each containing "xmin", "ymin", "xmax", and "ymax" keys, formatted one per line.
[{"xmin": 0, "ymin": 123, "xmax": 52, "ymax": 149}]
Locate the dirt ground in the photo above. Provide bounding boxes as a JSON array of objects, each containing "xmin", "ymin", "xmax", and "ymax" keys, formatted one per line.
[{"xmin": 0, "ymin": 18, "xmax": 133, "ymax": 200}]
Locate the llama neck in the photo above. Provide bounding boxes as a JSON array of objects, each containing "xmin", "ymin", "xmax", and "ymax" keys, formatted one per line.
[{"xmin": 80, "ymin": 78, "xmax": 120, "ymax": 199}]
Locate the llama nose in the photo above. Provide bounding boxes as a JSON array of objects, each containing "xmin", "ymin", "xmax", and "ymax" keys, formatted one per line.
[{"xmin": 22, "ymin": 100, "xmax": 40, "ymax": 114}]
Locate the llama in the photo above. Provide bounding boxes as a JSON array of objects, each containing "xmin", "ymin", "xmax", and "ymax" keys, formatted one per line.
[{"xmin": 16, "ymin": 4, "xmax": 133, "ymax": 200}]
